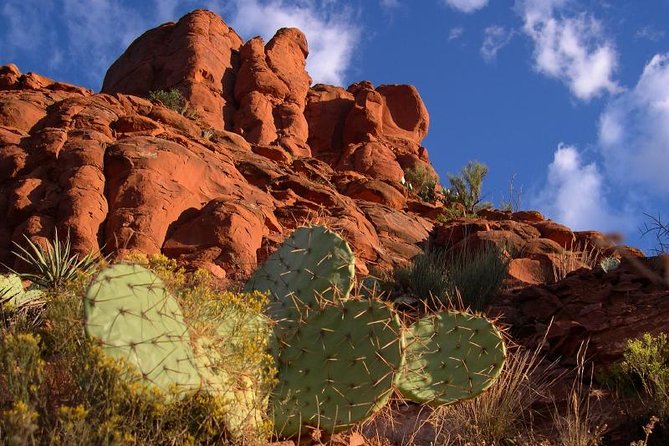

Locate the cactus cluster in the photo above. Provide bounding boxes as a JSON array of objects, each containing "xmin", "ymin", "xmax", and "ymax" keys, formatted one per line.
[
  {"xmin": 80, "ymin": 224, "xmax": 507, "ymax": 440},
  {"xmin": 243, "ymin": 225, "xmax": 507, "ymax": 438}
]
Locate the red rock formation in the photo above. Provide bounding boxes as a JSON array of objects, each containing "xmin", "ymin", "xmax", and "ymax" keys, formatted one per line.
[
  {"xmin": 233, "ymin": 28, "xmax": 312, "ymax": 157},
  {"xmin": 305, "ymin": 80, "xmax": 432, "ymax": 182},
  {"xmin": 0, "ymin": 62, "xmax": 436, "ymax": 281},
  {"xmin": 2, "ymin": 10, "xmax": 667, "ymax": 376},
  {"xmin": 102, "ymin": 9, "xmax": 243, "ymax": 131},
  {"xmin": 491, "ymin": 255, "xmax": 669, "ymax": 368}
]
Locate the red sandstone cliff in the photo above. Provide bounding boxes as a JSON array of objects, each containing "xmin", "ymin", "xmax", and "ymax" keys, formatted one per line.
[{"xmin": 1, "ymin": 9, "xmax": 667, "ymax": 369}]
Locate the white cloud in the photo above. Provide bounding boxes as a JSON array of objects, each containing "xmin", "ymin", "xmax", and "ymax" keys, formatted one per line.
[
  {"xmin": 518, "ymin": 0, "xmax": 620, "ymax": 100},
  {"xmin": 228, "ymin": 0, "xmax": 360, "ymax": 85},
  {"xmin": 532, "ymin": 144, "xmax": 623, "ymax": 231},
  {"xmin": 481, "ymin": 25, "xmax": 514, "ymax": 62},
  {"xmin": 443, "ymin": 0, "xmax": 489, "ymax": 13},
  {"xmin": 598, "ymin": 53, "xmax": 669, "ymax": 196},
  {"xmin": 635, "ymin": 25, "xmax": 665, "ymax": 42},
  {"xmin": 449, "ymin": 27, "xmax": 464, "ymax": 41}
]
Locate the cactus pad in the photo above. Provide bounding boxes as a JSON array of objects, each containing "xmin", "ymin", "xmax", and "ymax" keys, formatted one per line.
[
  {"xmin": 244, "ymin": 225, "xmax": 355, "ymax": 322},
  {"xmin": 84, "ymin": 263, "xmax": 201, "ymax": 395},
  {"xmin": 397, "ymin": 311, "xmax": 506, "ymax": 405},
  {"xmin": 0, "ymin": 274, "xmax": 43, "ymax": 309},
  {"xmin": 271, "ymin": 300, "xmax": 402, "ymax": 437}
]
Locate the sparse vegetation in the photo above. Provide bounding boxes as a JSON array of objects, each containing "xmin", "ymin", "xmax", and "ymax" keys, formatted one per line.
[
  {"xmin": 550, "ymin": 241, "xmax": 603, "ymax": 283},
  {"xmin": 149, "ymin": 88, "xmax": 197, "ymax": 118},
  {"xmin": 550, "ymin": 346, "xmax": 607, "ymax": 446},
  {"xmin": 444, "ymin": 160, "xmax": 492, "ymax": 214},
  {"xmin": 403, "ymin": 165, "xmax": 440, "ymax": 202},
  {"xmin": 499, "ymin": 173, "xmax": 524, "ymax": 212},
  {"xmin": 393, "ymin": 242, "xmax": 508, "ymax": 312},
  {"xmin": 640, "ymin": 213, "xmax": 669, "ymax": 254},
  {"xmin": 1, "ymin": 226, "xmax": 655, "ymax": 445}
]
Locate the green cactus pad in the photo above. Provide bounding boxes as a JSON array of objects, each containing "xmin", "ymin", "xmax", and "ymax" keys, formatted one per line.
[
  {"xmin": 271, "ymin": 300, "xmax": 402, "ymax": 437},
  {"xmin": 0, "ymin": 274, "xmax": 43, "ymax": 309},
  {"xmin": 84, "ymin": 263, "xmax": 201, "ymax": 395},
  {"xmin": 398, "ymin": 311, "xmax": 506, "ymax": 405},
  {"xmin": 194, "ymin": 306, "xmax": 273, "ymax": 440},
  {"xmin": 244, "ymin": 225, "xmax": 355, "ymax": 323}
]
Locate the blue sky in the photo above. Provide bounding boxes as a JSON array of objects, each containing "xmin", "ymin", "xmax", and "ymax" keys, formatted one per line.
[{"xmin": 1, "ymin": 0, "xmax": 668, "ymax": 253}]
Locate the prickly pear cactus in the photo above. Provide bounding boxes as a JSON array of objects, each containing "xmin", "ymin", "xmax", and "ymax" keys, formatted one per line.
[
  {"xmin": 244, "ymin": 225, "xmax": 355, "ymax": 323},
  {"xmin": 193, "ymin": 305, "xmax": 273, "ymax": 441},
  {"xmin": 0, "ymin": 274, "xmax": 43, "ymax": 309},
  {"xmin": 84, "ymin": 263, "xmax": 201, "ymax": 395},
  {"xmin": 397, "ymin": 311, "xmax": 506, "ymax": 405},
  {"xmin": 271, "ymin": 299, "xmax": 403, "ymax": 437}
]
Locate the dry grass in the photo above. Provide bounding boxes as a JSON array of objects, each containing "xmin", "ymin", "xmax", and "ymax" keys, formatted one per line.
[
  {"xmin": 550, "ymin": 344, "xmax": 607, "ymax": 446},
  {"xmin": 551, "ymin": 241, "xmax": 603, "ymax": 283},
  {"xmin": 427, "ymin": 335, "xmax": 563, "ymax": 445}
]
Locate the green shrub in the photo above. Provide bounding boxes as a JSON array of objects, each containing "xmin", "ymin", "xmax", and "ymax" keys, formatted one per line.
[
  {"xmin": 393, "ymin": 250, "xmax": 451, "ymax": 308},
  {"xmin": 621, "ymin": 333, "xmax": 669, "ymax": 419},
  {"xmin": 0, "ymin": 252, "xmax": 275, "ymax": 445},
  {"xmin": 403, "ymin": 165, "xmax": 440, "ymax": 202},
  {"xmin": 393, "ymin": 243, "xmax": 508, "ymax": 312},
  {"xmin": 445, "ymin": 243, "xmax": 509, "ymax": 311},
  {"xmin": 149, "ymin": 89, "xmax": 197, "ymax": 118},
  {"xmin": 444, "ymin": 160, "xmax": 491, "ymax": 214}
]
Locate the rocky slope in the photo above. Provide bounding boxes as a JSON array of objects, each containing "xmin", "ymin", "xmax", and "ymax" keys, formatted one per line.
[{"xmin": 1, "ymin": 9, "xmax": 667, "ymax": 369}]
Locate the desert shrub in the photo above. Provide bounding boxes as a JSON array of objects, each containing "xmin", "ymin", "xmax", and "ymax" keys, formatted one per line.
[
  {"xmin": 403, "ymin": 165, "xmax": 440, "ymax": 202},
  {"xmin": 620, "ymin": 333, "xmax": 669, "ymax": 419},
  {"xmin": 149, "ymin": 88, "xmax": 197, "ymax": 118},
  {"xmin": 0, "ymin": 333, "xmax": 43, "ymax": 405},
  {"xmin": 0, "ymin": 251, "xmax": 275, "ymax": 445},
  {"xmin": 0, "ymin": 401, "xmax": 39, "ymax": 446},
  {"xmin": 394, "ymin": 243, "xmax": 508, "ymax": 312},
  {"xmin": 443, "ymin": 160, "xmax": 492, "ymax": 214}
]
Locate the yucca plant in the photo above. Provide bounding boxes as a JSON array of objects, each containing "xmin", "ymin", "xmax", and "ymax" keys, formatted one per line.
[{"xmin": 9, "ymin": 230, "xmax": 104, "ymax": 291}]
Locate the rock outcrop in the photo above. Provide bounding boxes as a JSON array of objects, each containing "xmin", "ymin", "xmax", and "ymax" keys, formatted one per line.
[
  {"xmin": 102, "ymin": 10, "xmax": 244, "ymax": 131},
  {"xmin": 491, "ymin": 255, "xmax": 669, "ymax": 368},
  {"xmin": 1, "ymin": 9, "xmax": 668, "ymax": 375},
  {"xmin": 1, "ymin": 62, "xmax": 433, "ymax": 281}
]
